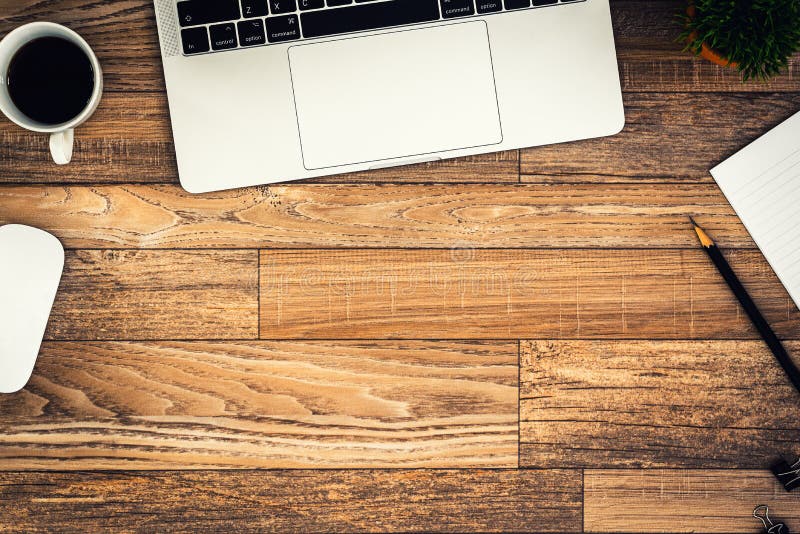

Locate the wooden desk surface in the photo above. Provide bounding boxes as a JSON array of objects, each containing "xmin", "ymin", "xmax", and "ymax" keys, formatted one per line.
[{"xmin": 2, "ymin": 1, "xmax": 800, "ymax": 531}]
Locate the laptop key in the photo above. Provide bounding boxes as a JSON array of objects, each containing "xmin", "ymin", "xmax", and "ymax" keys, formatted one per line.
[
  {"xmin": 209, "ymin": 23, "xmax": 239, "ymax": 50},
  {"xmin": 266, "ymin": 14, "xmax": 301, "ymax": 42},
  {"xmin": 476, "ymin": 0, "xmax": 502, "ymax": 12},
  {"xmin": 241, "ymin": 0, "xmax": 268, "ymax": 17},
  {"xmin": 181, "ymin": 26, "xmax": 210, "ymax": 54},
  {"xmin": 441, "ymin": 0, "xmax": 474, "ymax": 18},
  {"xmin": 270, "ymin": 0, "xmax": 297, "ymax": 14},
  {"xmin": 177, "ymin": 0, "xmax": 240, "ymax": 27},
  {"xmin": 301, "ymin": 0, "xmax": 441, "ymax": 39},
  {"xmin": 503, "ymin": 0, "xmax": 530, "ymax": 8},
  {"xmin": 299, "ymin": 0, "xmax": 325, "ymax": 9},
  {"xmin": 238, "ymin": 19, "xmax": 267, "ymax": 46}
]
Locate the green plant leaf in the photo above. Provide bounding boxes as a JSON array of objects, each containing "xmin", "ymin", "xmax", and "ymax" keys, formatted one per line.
[{"xmin": 680, "ymin": 0, "xmax": 800, "ymax": 80}]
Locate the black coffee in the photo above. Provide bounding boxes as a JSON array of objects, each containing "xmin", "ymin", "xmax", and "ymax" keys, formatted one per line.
[{"xmin": 7, "ymin": 36, "xmax": 94, "ymax": 125}]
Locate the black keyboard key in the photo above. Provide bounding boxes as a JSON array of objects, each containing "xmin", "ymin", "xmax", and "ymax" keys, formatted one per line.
[
  {"xmin": 241, "ymin": 0, "xmax": 268, "ymax": 17},
  {"xmin": 238, "ymin": 19, "xmax": 267, "ymax": 46},
  {"xmin": 266, "ymin": 14, "xmax": 301, "ymax": 42},
  {"xmin": 181, "ymin": 26, "xmax": 210, "ymax": 54},
  {"xmin": 327, "ymin": 0, "xmax": 351, "ymax": 5},
  {"xmin": 301, "ymin": 0, "xmax": 441, "ymax": 39},
  {"xmin": 504, "ymin": 0, "xmax": 529, "ymax": 8},
  {"xmin": 441, "ymin": 0, "xmax": 474, "ymax": 18},
  {"xmin": 476, "ymin": 0, "xmax": 502, "ymax": 12},
  {"xmin": 177, "ymin": 0, "xmax": 240, "ymax": 27},
  {"xmin": 299, "ymin": 0, "xmax": 325, "ymax": 8},
  {"xmin": 269, "ymin": 0, "xmax": 297, "ymax": 13},
  {"xmin": 209, "ymin": 22, "xmax": 238, "ymax": 50},
  {"xmin": 532, "ymin": 0, "xmax": 556, "ymax": 5}
]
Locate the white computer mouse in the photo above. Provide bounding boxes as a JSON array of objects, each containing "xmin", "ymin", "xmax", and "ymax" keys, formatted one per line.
[{"xmin": 0, "ymin": 224, "xmax": 64, "ymax": 394}]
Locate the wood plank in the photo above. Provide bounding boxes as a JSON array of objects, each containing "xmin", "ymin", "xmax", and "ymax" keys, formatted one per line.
[
  {"xmin": 520, "ymin": 340, "xmax": 800, "ymax": 469},
  {"xmin": 313, "ymin": 151, "xmax": 521, "ymax": 184},
  {"xmin": 260, "ymin": 249, "xmax": 800, "ymax": 339},
  {"xmin": 0, "ymin": 92, "xmax": 518, "ymax": 184},
  {"xmin": 584, "ymin": 470, "xmax": 800, "ymax": 533},
  {"xmin": 0, "ymin": 94, "xmax": 176, "ymax": 184},
  {"xmin": 0, "ymin": 469, "xmax": 581, "ymax": 532},
  {"xmin": 521, "ymin": 93, "xmax": 800, "ymax": 183},
  {"xmin": 613, "ymin": 1, "xmax": 800, "ymax": 93},
  {"xmin": 0, "ymin": 183, "xmax": 758, "ymax": 249},
  {"xmin": 45, "ymin": 250, "xmax": 258, "ymax": 340},
  {"xmin": 2, "ymin": 0, "xmax": 798, "ymax": 94},
  {"xmin": 0, "ymin": 341, "xmax": 518, "ymax": 469}
]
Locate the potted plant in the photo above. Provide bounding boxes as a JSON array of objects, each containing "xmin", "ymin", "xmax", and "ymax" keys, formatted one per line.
[{"xmin": 681, "ymin": 0, "xmax": 800, "ymax": 80}]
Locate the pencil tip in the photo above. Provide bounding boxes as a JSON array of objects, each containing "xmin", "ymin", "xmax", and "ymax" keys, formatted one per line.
[{"xmin": 689, "ymin": 216, "xmax": 715, "ymax": 247}]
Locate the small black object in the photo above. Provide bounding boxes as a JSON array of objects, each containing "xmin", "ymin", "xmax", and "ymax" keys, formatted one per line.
[
  {"xmin": 177, "ymin": 0, "xmax": 240, "ymax": 27},
  {"xmin": 209, "ymin": 23, "xmax": 239, "ymax": 51},
  {"xmin": 241, "ymin": 0, "xmax": 268, "ymax": 17},
  {"xmin": 269, "ymin": 0, "xmax": 297, "ymax": 14},
  {"xmin": 300, "ymin": 0, "xmax": 439, "ymax": 39},
  {"xmin": 441, "ymin": 0, "xmax": 476, "ymax": 19},
  {"xmin": 476, "ymin": 1, "xmax": 502, "ymax": 13},
  {"xmin": 754, "ymin": 505, "xmax": 791, "ymax": 534},
  {"xmin": 265, "ymin": 14, "xmax": 300, "ymax": 43},
  {"xmin": 504, "ymin": 0, "xmax": 531, "ymax": 9},
  {"xmin": 181, "ymin": 27, "xmax": 210, "ymax": 55},
  {"xmin": 237, "ymin": 20, "xmax": 266, "ymax": 47},
  {"xmin": 772, "ymin": 456, "xmax": 800, "ymax": 492}
]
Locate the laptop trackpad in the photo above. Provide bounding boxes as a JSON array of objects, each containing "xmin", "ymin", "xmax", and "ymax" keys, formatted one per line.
[{"xmin": 289, "ymin": 21, "xmax": 502, "ymax": 170}]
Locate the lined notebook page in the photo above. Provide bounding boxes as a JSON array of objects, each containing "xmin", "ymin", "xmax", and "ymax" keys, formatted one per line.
[{"xmin": 711, "ymin": 110, "xmax": 800, "ymax": 309}]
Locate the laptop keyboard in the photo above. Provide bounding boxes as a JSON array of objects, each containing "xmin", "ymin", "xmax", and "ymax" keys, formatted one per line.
[{"xmin": 177, "ymin": 0, "xmax": 583, "ymax": 55}]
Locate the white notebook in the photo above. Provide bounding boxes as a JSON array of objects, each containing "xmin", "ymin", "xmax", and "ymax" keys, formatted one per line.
[{"xmin": 711, "ymin": 110, "xmax": 800, "ymax": 309}]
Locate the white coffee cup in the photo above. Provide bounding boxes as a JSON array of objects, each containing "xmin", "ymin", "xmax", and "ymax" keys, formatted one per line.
[{"xmin": 0, "ymin": 22, "xmax": 103, "ymax": 164}]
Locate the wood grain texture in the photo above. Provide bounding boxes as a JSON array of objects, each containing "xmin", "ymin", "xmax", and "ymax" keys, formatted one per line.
[
  {"xmin": 521, "ymin": 93, "xmax": 800, "ymax": 183},
  {"xmin": 1, "ymin": 0, "xmax": 798, "ymax": 94},
  {"xmin": 613, "ymin": 1, "xmax": 800, "ymax": 93},
  {"xmin": 584, "ymin": 470, "xmax": 800, "ymax": 533},
  {"xmin": 45, "ymin": 250, "xmax": 259, "ymax": 340},
  {"xmin": 311, "ymin": 151, "xmax": 522, "ymax": 185},
  {"xmin": 520, "ymin": 340, "xmax": 800, "ymax": 469},
  {"xmin": 3, "ymin": 0, "xmax": 800, "ymax": 528},
  {"xmin": 0, "ymin": 94, "xmax": 176, "ymax": 184},
  {"xmin": 0, "ymin": 183, "xmax": 756, "ymax": 249},
  {"xmin": 260, "ymin": 249, "xmax": 800, "ymax": 339},
  {"xmin": 0, "ymin": 469, "xmax": 581, "ymax": 533},
  {"xmin": 0, "ymin": 341, "xmax": 517, "ymax": 469}
]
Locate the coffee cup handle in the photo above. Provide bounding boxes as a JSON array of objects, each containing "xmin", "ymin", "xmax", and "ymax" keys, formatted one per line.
[{"xmin": 49, "ymin": 129, "xmax": 74, "ymax": 165}]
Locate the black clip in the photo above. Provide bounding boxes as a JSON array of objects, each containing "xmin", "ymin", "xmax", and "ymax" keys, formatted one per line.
[
  {"xmin": 772, "ymin": 455, "xmax": 800, "ymax": 492},
  {"xmin": 754, "ymin": 505, "xmax": 791, "ymax": 534}
]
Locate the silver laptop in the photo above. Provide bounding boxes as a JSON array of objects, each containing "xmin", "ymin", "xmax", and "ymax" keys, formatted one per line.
[{"xmin": 153, "ymin": 0, "xmax": 624, "ymax": 193}]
